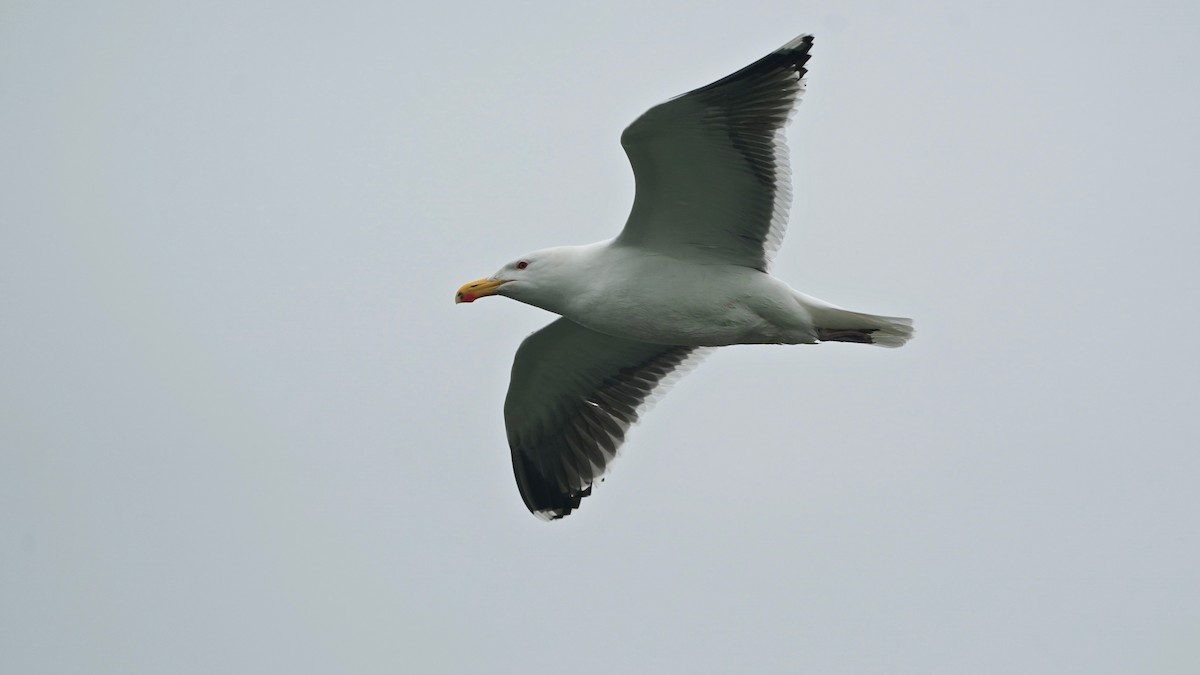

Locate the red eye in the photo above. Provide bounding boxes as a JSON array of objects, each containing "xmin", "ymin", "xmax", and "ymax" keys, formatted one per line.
[{"xmin": 516, "ymin": 261, "xmax": 529, "ymax": 270}]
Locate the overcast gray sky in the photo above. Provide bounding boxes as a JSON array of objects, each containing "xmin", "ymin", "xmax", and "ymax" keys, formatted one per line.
[{"xmin": 3, "ymin": 1, "xmax": 1199, "ymax": 673}]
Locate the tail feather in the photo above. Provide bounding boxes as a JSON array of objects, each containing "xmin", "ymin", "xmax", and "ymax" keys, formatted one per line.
[{"xmin": 815, "ymin": 311, "xmax": 914, "ymax": 348}]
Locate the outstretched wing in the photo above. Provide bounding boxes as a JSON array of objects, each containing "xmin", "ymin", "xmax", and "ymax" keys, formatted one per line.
[
  {"xmin": 615, "ymin": 34, "xmax": 814, "ymax": 271},
  {"xmin": 504, "ymin": 318, "xmax": 708, "ymax": 520}
]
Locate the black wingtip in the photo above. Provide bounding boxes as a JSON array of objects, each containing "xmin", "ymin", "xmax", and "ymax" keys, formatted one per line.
[
  {"xmin": 776, "ymin": 34, "xmax": 814, "ymax": 73},
  {"xmin": 778, "ymin": 34, "xmax": 814, "ymax": 53},
  {"xmin": 512, "ymin": 450, "xmax": 593, "ymax": 520},
  {"xmin": 693, "ymin": 32, "xmax": 814, "ymax": 101},
  {"xmin": 532, "ymin": 485, "xmax": 592, "ymax": 521}
]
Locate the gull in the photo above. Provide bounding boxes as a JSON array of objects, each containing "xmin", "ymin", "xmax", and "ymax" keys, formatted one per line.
[{"xmin": 456, "ymin": 35, "xmax": 913, "ymax": 519}]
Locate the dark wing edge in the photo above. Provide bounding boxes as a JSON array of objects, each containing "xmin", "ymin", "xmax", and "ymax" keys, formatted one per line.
[
  {"xmin": 503, "ymin": 318, "xmax": 710, "ymax": 520},
  {"xmin": 692, "ymin": 34, "xmax": 813, "ymax": 262},
  {"xmin": 618, "ymin": 34, "xmax": 814, "ymax": 270}
]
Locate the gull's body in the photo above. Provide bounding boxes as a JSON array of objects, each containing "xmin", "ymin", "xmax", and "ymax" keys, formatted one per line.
[
  {"xmin": 457, "ymin": 35, "xmax": 913, "ymax": 519},
  {"xmin": 498, "ymin": 241, "xmax": 893, "ymax": 348}
]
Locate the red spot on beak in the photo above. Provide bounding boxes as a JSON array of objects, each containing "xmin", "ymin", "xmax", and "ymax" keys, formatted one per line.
[{"xmin": 456, "ymin": 277, "xmax": 504, "ymax": 304}]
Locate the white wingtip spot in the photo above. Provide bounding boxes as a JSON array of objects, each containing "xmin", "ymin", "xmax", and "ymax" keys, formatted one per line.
[{"xmin": 778, "ymin": 34, "xmax": 814, "ymax": 52}]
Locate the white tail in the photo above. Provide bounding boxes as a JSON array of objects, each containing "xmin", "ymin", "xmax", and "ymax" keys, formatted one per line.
[{"xmin": 809, "ymin": 306, "xmax": 915, "ymax": 348}]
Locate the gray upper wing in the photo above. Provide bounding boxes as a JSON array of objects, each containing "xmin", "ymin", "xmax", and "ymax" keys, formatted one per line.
[
  {"xmin": 615, "ymin": 35, "xmax": 814, "ymax": 271},
  {"xmin": 504, "ymin": 318, "xmax": 707, "ymax": 520}
]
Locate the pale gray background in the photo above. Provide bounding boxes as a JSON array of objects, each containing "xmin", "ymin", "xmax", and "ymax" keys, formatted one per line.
[{"xmin": 3, "ymin": 1, "xmax": 1198, "ymax": 673}]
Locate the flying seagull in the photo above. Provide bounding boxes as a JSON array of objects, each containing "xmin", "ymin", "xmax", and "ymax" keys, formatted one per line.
[{"xmin": 456, "ymin": 35, "xmax": 912, "ymax": 520}]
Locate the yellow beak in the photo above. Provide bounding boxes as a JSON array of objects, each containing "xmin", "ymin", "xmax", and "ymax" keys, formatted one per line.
[{"xmin": 455, "ymin": 277, "xmax": 508, "ymax": 304}]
